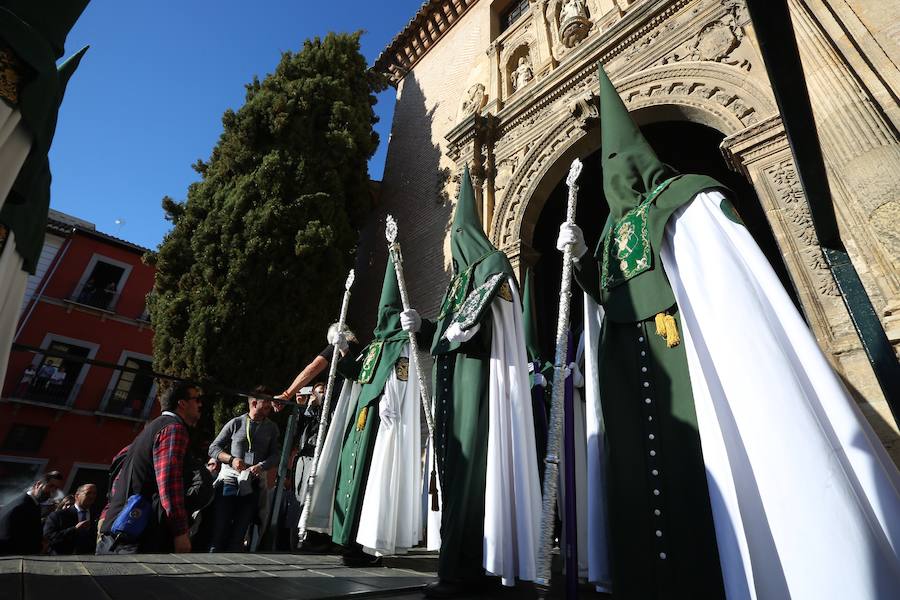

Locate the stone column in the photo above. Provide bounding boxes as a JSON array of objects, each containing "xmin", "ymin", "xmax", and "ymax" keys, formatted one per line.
[
  {"xmin": 529, "ymin": 0, "xmax": 558, "ymax": 71},
  {"xmin": 723, "ymin": 114, "xmax": 899, "ymax": 465},
  {"xmin": 789, "ymin": 0, "xmax": 900, "ymax": 321},
  {"xmin": 485, "ymin": 41, "xmax": 503, "ymax": 114}
]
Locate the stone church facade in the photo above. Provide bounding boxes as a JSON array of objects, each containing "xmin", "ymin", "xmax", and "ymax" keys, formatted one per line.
[{"xmin": 365, "ymin": 0, "xmax": 900, "ymax": 460}]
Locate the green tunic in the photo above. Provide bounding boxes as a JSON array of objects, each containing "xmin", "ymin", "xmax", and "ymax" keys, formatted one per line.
[
  {"xmin": 570, "ymin": 66, "xmax": 726, "ymax": 598},
  {"xmin": 330, "ymin": 373, "xmax": 382, "ymax": 546},
  {"xmin": 329, "ymin": 257, "xmax": 408, "ymax": 547},
  {"xmin": 428, "ymin": 166, "xmax": 517, "ymax": 582}
]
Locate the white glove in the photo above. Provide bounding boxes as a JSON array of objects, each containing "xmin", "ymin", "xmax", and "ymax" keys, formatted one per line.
[
  {"xmin": 327, "ymin": 324, "xmax": 349, "ymax": 352},
  {"xmin": 532, "ymin": 372, "xmax": 547, "ymax": 388},
  {"xmin": 444, "ymin": 322, "xmax": 480, "ymax": 343},
  {"xmin": 379, "ymin": 397, "xmax": 397, "ymax": 426},
  {"xmin": 400, "ymin": 309, "xmax": 421, "ymax": 333},
  {"xmin": 568, "ymin": 361, "xmax": 585, "ymax": 388},
  {"xmin": 557, "ymin": 222, "xmax": 588, "ymax": 260}
]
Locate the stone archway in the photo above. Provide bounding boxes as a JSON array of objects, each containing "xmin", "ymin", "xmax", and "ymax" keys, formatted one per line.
[
  {"xmin": 491, "ymin": 61, "xmax": 777, "ymax": 253},
  {"xmin": 485, "ymin": 60, "xmax": 889, "ymax": 411}
]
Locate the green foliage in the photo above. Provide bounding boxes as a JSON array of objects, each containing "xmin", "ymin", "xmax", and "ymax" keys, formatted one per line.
[{"xmin": 149, "ymin": 32, "xmax": 386, "ymax": 434}]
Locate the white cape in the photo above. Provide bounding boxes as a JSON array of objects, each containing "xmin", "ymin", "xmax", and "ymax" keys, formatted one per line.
[
  {"xmin": 660, "ymin": 190, "xmax": 900, "ymax": 599},
  {"xmin": 356, "ymin": 345, "xmax": 423, "ymax": 556},
  {"xmin": 583, "ymin": 294, "xmax": 612, "ymax": 591},
  {"xmin": 483, "ymin": 277, "xmax": 542, "ymax": 586},
  {"xmin": 0, "ymin": 232, "xmax": 27, "ymax": 386},
  {"xmin": 0, "ymin": 102, "xmax": 33, "ymax": 212},
  {"xmin": 305, "ymin": 379, "xmax": 360, "ymax": 533},
  {"xmin": 583, "ymin": 190, "xmax": 900, "ymax": 598}
]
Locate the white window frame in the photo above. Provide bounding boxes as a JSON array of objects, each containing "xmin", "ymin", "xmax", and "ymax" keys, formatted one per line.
[
  {"xmin": 63, "ymin": 461, "xmax": 111, "ymax": 494},
  {"xmin": 72, "ymin": 253, "xmax": 134, "ymax": 308},
  {"xmin": 31, "ymin": 333, "xmax": 100, "ymax": 407},
  {"xmin": 98, "ymin": 350, "xmax": 158, "ymax": 419}
]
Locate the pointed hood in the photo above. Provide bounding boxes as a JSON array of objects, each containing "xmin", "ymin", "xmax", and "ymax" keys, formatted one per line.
[
  {"xmin": 0, "ymin": 0, "xmax": 89, "ymax": 59},
  {"xmin": 450, "ymin": 165, "xmax": 496, "ymax": 273},
  {"xmin": 372, "ymin": 254, "xmax": 403, "ymax": 340},
  {"xmin": 590, "ymin": 64, "xmax": 730, "ymax": 323},
  {"xmin": 599, "ymin": 65, "xmax": 678, "ymax": 221},
  {"xmin": 522, "ymin": 267, "xmax": 541, "ymax": 363},
  {"xmin": 0, "ymin": 46, "xmax": 88, "ymax": 275}
]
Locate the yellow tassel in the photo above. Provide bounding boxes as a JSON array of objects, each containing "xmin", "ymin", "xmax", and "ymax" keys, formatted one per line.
[
  {"xmin": 356, "ymin": 406, "xmax": 368, "ymax": 431},
  {"xmin": 429, "ymin": 469, "xmax": 439, "ymax": 511},
  {"xmin": 664, "ymin": 315, "xmax": 680, "ymax": 348},
  {"xmin": 655, "ymin": 312, "xmax": 667, "ymax": 338}
]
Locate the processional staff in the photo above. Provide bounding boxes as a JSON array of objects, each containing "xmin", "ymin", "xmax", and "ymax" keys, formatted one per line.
[
  {"xmin": 536, "ymin": 158, "xmax": 583, "ymax": 585},
  {"xmin": 297, "ymin": 268, "xmax": 355, "ymax": 541},
  {"xmin": 386, "ymin": 215, "xmax": 442, "ymax": 505}
]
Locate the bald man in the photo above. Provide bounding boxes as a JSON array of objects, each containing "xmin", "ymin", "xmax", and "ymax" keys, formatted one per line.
[{"xmin": 44, "ymin": 483, "xmax": 98, "ymax": 554}]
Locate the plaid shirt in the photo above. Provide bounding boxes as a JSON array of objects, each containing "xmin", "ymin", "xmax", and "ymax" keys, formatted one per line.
[
  {"xmin": 153, "ymin": 421, "xmax": 189, "ymax": 536},
  {"xmin": 100, "ymin": 417, "xmax": 189, "ymax": 536}
]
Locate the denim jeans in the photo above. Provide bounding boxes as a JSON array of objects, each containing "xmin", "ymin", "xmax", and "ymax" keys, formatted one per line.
[{"xmin": 208, "ymin": 485, "xmax": 259, "ymax": 552}]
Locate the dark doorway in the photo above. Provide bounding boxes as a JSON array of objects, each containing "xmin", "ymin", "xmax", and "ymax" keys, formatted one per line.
[{"xmin": 528, "ymin": 120, "xmax": 801, "ymax": 362}]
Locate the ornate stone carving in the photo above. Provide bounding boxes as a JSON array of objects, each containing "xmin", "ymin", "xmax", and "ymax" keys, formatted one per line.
[
  {"xmin": 661, "ymin": 6, "xmax": 751, "ymax": 70},
  {"xmin": 570, "ymin": 91, "xmax": 600, "ymax": 130},
  {"xmin": 765, "ymin": 160, "xmax": 840, "ymax": 297},
  {"xmin": 558, "ymin": 0, "xmax": 592, "ymax": 48},
  {"xmin": 512, "ymin": 55, "xmax": 534, "ymax": 91},
  {"xmin": 460, "ymin": 83, "xmax": 487, "ymax": 117}
]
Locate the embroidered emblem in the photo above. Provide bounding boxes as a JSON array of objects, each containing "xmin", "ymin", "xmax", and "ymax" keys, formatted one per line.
[
  {"xmin": 0, "ymin": 46, "xmax": 23, "ymax": 105},
  {"xmin": 450, "ymin": 273, "xmax": 505, "ymax": 330},
  {"xmin": 497, "ymin": 280, "xmax": 513, "ymax": 302},
  {"xmin": 395, "ymin": 357, "xmax": 409, "ymax": 381},
  {"xmin": 438, "ymin": 267, "xmax": 472, "ymax": 319},
  {"xmin": 357, "ymin": 341, "xmax": 384, "ymax": 384},
  {"xmin": 601, "ymin": 178, "xmax": 676, "ymax": 290}
]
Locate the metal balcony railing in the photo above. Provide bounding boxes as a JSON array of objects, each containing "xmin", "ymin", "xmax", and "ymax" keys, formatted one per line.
[
  {"xmin": 99, "ymin": 387, "xmax": 152, "ymax": 419},
  {"xmin": 8, "ymin": 375, "xmax": 80, "ymax": 407},
  {"xmin": 67, "ymin": 282, "xmax": 122, "ymax": 312}
]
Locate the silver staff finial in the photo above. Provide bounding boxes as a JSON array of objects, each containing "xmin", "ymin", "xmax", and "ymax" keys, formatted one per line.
[
  {"xmin": 566, "ymin": 158, "xmax": 583, "ymax": 188},
  {"xmin": 345, "ymin": 269, "xmax": 355, "ymax": 290},
  {"xmin": 386, "ymin": 214, "xmax": 398, "ymax": 244}
]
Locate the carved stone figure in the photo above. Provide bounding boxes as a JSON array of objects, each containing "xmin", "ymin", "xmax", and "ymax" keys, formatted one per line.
[
  {"xmin": 460, "ymin": 83, "xmax": 486, "ymax": 117},
  {"xmin": 559, "ymin": 0, "xmax": 592, "ymax": 48},
  {"xmin": 512, "ymin": 56, "xmax": 533, "ymax": 91}
]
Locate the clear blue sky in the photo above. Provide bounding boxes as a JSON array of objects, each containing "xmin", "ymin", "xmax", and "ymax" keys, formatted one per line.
[{"xmin": 48, "ymin": 0, "xmax": 423, "ymax": 250}]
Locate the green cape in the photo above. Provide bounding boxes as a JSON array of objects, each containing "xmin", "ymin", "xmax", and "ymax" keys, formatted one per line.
[
  {"xmin": 342, "ymin": 253, "xmax": 408, "ymax": 408},
  {"xmin": 0, "ymin": 1, "xmax": 88, "ymax": 207},
  {"xmin": 589, "ymin": 65, "xmax": 729, "ymax": 322},
  {"xmin": 0, "ymin": 44, "xmax": 87, "ymax": 274},
  {"xmin": 431, "ymin": 165, "xmax": 515, "ymax": 354}
]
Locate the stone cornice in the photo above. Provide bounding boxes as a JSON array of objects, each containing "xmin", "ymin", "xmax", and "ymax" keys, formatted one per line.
[{"xmin": 374, "ymin": 0, "xmax": 481, "ymax": 85}]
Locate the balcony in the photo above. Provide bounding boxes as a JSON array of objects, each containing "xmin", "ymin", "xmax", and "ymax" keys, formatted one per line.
[
  {"xmin": 66, "ymin": 282, "xmax": 122, "ymax": 313},
  {"xmin": 97, "ymin": 387, "xmax": 153, "ymax": 421},
  {"xmin": 7, "ymin": 375, "xmax": 80, "ymax": 408}
]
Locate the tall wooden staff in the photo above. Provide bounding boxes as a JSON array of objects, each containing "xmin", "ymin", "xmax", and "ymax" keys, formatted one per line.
[
  {"xmin": 386, "ymin": 215, "xmax": 441, "ymax": 500},
  {"xmin": 536, "ymin": 158, "xmax": 583, "ymax": 585},
  {"xmin": 297, "ymin": 268, "xmax": 355, "ymax": 541}
]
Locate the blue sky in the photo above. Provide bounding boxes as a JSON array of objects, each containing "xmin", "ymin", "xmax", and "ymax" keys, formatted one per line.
[{"xmin": 48, "ymin": 0, "xmax": 423, "ymax": 250}]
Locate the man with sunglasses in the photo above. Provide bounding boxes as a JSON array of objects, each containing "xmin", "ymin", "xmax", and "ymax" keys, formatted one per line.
[{"xmin": 97, "ymin": 382, "xmax": 203, "ymax": 554}]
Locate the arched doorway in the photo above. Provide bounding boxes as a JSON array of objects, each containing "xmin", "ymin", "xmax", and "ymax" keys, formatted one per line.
[{"xmin": 527, "ymin": 119, "xmax": 801, "ymax": 361}]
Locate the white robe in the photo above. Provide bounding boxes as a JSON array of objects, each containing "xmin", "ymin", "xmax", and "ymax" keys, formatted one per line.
[
  {"xmin": 0, "ymin": 232, "xmax": 27, "ymax": 387},
  {"xmin": 305, "ymin": 379, "xmax": 360, "ymax": 533},
  {"xmin": 356, "ymin": 346, "xmax": 422, "ymax": 556},
  {"xmin": 483, "ymin": 278, "xmax": 542, "ymax": 586},
  {"xmin": 584, "ymin": 190, "xmax": 900, "ymax": 598},
  {"xmin": 0, "ymin": 102, "xmax": 33, "ymax": 212}
]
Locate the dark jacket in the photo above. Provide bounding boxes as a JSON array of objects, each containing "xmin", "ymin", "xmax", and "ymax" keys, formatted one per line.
[
  {"xmin": 0, "ymin": 492, "xmax": 42, "ymax": 555},
  {"xmin": 43, "ymin": 506, "xmax": 96, "ymax": 554}
]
